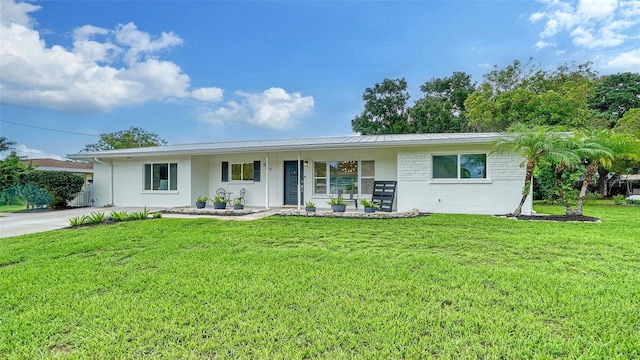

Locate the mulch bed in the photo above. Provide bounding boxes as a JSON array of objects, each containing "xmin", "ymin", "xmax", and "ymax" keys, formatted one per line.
[{"xmin": 507, "ymin": 214, "xmax": 601, "ymax": 222}]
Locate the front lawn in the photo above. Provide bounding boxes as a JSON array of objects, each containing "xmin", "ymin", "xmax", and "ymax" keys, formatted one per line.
[{"xmin": 1, "ymin": 205, "xmax": 639, "ymax": 358}]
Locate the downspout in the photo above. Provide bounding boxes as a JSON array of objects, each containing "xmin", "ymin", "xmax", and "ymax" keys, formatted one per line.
[
  {"xmin": 265, "ymin": 154, "xmax": 269, "ymax": 210},
  {"xmin": 297, "ymin": 154, "xmax": 301, "ymax": 210},
  {"xmin": 94, "ymin": 158, "xmax": 113, "ymax": 206}
]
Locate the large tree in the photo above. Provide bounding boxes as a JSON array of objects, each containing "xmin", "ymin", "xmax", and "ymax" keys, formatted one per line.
[
  {"xmin": 410, "ymin": 72, "xmax": 475, "ymax": 133},
  {"xmin": 83, "ymin": 127, "xmax": 167, "ymax": 152},
  {"xmin": 351, "ymin": 78, "xmax": 412, "ymax": 135},
  {"xmin": 589, "ymin": 72, "xmax": 640, "ymax": 127},
  {"xmin": 465, "ymin": 61, "xmax": 597, "ymax": 131}
]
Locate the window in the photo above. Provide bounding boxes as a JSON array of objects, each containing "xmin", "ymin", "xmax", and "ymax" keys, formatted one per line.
[
  {"xmin": 313, "ymin": 160, "xmax": 375, "ymax": 195},
  {"xmin": 144, "ymin": 163, "xmax": 177, "ymax": 190},
  {"xmin": 221, "ymin": 161, "xmax": 261, "ymax": 182},
  {"xmin": 232, "ymin": 162, "xmax": 254, "ymax": 181},
  {"xmin": 432, "ymin": 154, "xmax": 486, "ymax": 179}
]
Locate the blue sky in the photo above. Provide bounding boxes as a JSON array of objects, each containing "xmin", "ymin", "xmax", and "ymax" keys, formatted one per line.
[{"xmin": 1, "ymin": 0, "xmax": 639, "ymax": 160}]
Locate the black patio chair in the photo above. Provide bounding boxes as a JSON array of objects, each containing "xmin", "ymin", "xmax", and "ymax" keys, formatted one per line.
[{"xmin": 234, "ymin": 188, "xmax": 246, "ymax": 205}]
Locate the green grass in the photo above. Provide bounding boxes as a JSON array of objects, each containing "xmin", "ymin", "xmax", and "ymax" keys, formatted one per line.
[
  {"xmin": 1, "ymin": 205, "xmax": 639, "ymax": 358},
  {"xmin": 0, "ymin": 204, "xmax": 27, "ymax": 213}
]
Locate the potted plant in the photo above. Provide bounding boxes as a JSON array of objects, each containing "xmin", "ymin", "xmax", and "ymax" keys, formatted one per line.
[
  {"xmin": 360, "ymin": 199, "xmax": 380, "ymax": 213},
  {"xmin": 233, "ymin": 198, "xmax": 244, "ymax": 210},
  {"xmin": 327, "ymin": 195, "xmax": 346, "ymax": 212},
  {"xmin": 213, "ymin": 195, "xmax": 228, "ymax": 209},
  {"xmin": 196, "ymin": 196, "xmax": 208, "ymax": 209},
  {"xmin": 305, "ymin": 201, "xmax": 316, "ymax": 213}
]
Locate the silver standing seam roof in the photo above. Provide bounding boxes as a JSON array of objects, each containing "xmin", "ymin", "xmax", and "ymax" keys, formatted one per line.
[{"xmin": 68, "ymin": 133, "xmax": 504, "ymax": 159}]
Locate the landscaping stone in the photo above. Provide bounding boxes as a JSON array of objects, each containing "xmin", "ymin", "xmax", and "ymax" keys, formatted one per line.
[
  {"xmin": 277, "ymin": 208, "xmax": 423, "ymax": 219},
  {"xmin": 164, "ymin": 207, "xmax": 268, "ymax": 216}
]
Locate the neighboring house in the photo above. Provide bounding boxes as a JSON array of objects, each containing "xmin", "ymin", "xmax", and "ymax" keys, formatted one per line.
[
  {"xmin": 21, "ymin": 158, "xmax": 94, "ymax": 184},
  {"xmin": 68, "ymin": 133, "xmax": 532, "ymax": 215}
]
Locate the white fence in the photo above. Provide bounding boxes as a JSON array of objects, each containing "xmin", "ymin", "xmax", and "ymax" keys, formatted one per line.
[{"xmin": 68, "ymin": 185, "xmax": 93, "ymax": 207}]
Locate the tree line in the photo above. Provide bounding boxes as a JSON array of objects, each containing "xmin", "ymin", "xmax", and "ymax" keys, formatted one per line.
[
  {"xmin": 351, "ymin": 59, "xmax": 640, "ymax": 205},
  {"xmin": 352, "ymin": 60, "xmax": 640, "ymax": 136}
]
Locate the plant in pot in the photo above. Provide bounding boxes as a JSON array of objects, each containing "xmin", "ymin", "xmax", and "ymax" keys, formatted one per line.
[
  {"xmin": 233, "ymin": 198, "xmax": 244, "ymax": 210},
  {"xmin": 305, "ymin": 200, "xmax": 316, "ymax": 213},
  {"xmin": 196, "ymin": 196, "xmax": 208, "ymax": 209},
  {"xmin": 212, "ymin": 195, "xmax": 228, "ymax": 209},
  {"xmin": 359, "ymin": 199, "xmax": 380, "ymax": 213},
  {"xmin": 327, "ymin": 195, "xmax": 346, "ymax": 213}
]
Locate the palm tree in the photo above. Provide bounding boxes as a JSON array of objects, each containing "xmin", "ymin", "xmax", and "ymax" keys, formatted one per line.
[
  {"xmin": 548, "ymin": 133, "xmax": 582, "ymax": 215},
  {"xmin": 0, "ymin": 137, "xmax": 16, "ymax": 152},
  {"xmin": 572, "ymin": 129, "xmax": 639, "ymax": 216},
  {"xmin": 493, "ymin": 124, "xmax": 572, "ymax": 216}
]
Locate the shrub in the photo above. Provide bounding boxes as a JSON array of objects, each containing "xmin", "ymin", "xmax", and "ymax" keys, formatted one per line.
[
  {"xmin": 613, "ymin": 195, "xmax": 626, "ymax": 205},
  {"xmin": 152, "ymin": 212, "xmax": 162, "ymax": 219},
  {"xmin": 8, "ymin": 184, "xmax": 52, "ymax": 208},
  {"xmin": 128, "ymin": 207, "xmax": 149, "ymax": 220},
  {"xmin": 86, "ymin": 212, "xmax": 106, "ymax": 224},
  {"xmin": 69, "ymin": 215, "xmax": 87, "ymax": 227},
  {"xmin": 20, "ymin": 171, "xmax": 84, "ymax": 207},
  {"xmin": 110, "ymin": 210, "xmax": 129, "ymax": 222}
]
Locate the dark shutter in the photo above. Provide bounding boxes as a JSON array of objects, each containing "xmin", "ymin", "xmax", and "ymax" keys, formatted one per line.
[
  {"xmin": 253, "ymin": 161, "xmax": 261, "ymax": 182},
  {"xmin": 221, "ymin": 161, "xmax": 229, "ymax": 182}
]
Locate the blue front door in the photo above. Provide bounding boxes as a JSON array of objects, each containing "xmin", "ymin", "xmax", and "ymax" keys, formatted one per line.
[{"xmin": 284, "ymin": 161, "xmax": 303, "ymax": 205}]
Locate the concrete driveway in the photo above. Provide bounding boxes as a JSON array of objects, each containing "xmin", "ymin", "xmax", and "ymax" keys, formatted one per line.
[{"xmin": 0, "ymin": 207, "xmax": 163, "ymax": 238}]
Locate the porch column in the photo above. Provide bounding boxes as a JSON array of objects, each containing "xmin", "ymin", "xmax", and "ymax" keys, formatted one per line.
[
  {"xmin": 265, "ymin": 154, "xmax": 269, "ymax": 209},
  {"xmin": 297, "ymin": 154, "xmax": 301, "ymax": 210}
]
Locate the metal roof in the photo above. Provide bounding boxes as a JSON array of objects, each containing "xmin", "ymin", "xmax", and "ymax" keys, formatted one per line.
[{"xmin": 68, "ymin": 133, "xmax": 504, "ymax": 159}]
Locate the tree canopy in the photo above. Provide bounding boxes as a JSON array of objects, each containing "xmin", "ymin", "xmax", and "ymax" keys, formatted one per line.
[
  {"xmin": 0, "ymin": 137, "xmax": 17, "ymax": 152},
  {"xmin": 589, "ymin": 72, "xmax": 640, "ymax": 126},
  {"xmin": 83, "ymin": 127, "xmax": 167, "ymax": 152},
  {"xmin": 351, "ymin": 78, "xmax": 412, "ymax": 135},
  {"xmin": 410, "ymin": 72, "xmax": 475, "ymax": 133},
  {"xmin": 465, "ymin": 61, "xmax": 597, "ymax": 131}
]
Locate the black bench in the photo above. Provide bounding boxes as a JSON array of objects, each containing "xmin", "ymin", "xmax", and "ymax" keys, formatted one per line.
[{"xmin": 371, "ymin": 181, "xmax": 397, "ymax": 212}]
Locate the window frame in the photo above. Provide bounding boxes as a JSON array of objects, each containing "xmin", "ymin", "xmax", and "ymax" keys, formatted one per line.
[
  {"xmin": 230, "ymin": 162, "xmax": 255, "ymax": 182},
  {"xmin": 312, "ymin": 160, "xmax": 375, "ymax": 196},
  {"xmin": 431, "ymin": 153, "xmax": 490, "ymax": 183},
  {"xmin": 143, "ymin": 162, "xmax": 178, "ymax": 191}
]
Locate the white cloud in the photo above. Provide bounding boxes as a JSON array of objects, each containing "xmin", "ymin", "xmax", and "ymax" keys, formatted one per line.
[
  {"xmin": 0, "ymin": 0, "xmax": 223, "ymax": 112},
  {"xmin": 6, "ymin": 144, "xmax": 65, "ymax": 160},
  {"xmin": 199, "ymin": 88, "xmax": 314, "ymax": 130},
  {"xmin": 191, "ymin": 87, "xmax": 224, "ymax": 102},
  {"xmin": 605, "ymin": 48, "xmax": 640, "ymax": 69},
  {"xmin": 534, "ymin": 40, "xmax": 556, "ymax": 49},
  {"xmin": 530, "ymin": 0, "xmax": 640, "ymax": 49}
]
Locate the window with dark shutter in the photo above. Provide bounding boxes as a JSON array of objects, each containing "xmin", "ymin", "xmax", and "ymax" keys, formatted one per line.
[
  {"xmin": 221, "ymin": 161, "xmax": 229, "ymax": 182},
  {"xmin": 253, "ymin": 161, "xmax": 261, "ymax": 182}
]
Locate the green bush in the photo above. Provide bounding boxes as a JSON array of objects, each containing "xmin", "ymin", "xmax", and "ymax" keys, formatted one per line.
[
  {"xmin": 110, "ymin": 210, "xmax": 129, "ymax": 222},
  {"xmin": 20, "ymin": 171, "xmax": 84, "ymax": 207},
  {"xmin": 613, "ymin": 195, "xmax": 626, "ymax": 205},
  {"xmin": 86, "ymin": 212, "xmax": 106, "ymax": 224},
  {"xmin": 69, "ymin": 215, "xmax": 87, "ymax": 227},
  {"xmin": 152, "ymin": 212, "xmax": 162, "ymax": 219},
  {"xmin": 8, "ymin": 184, "xmax": 52, "ymax": 208}
]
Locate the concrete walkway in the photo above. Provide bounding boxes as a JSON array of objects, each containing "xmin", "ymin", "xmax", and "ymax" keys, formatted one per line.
[
  {"xmin": 0, "ymin": 207, "xmax": 162, "ymax": 238},
  {"xmin": 0, "ymin": 207, "xmax": 281, "ymax": 238}
]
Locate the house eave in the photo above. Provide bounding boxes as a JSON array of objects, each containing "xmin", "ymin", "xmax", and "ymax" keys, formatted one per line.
[{"xmin": 67, "ymin": 134, "xmax": 503, "ymax": 160}]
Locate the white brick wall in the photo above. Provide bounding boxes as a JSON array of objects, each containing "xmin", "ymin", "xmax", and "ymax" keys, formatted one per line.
[
  {"xmin": 490, "ymin": 153, "xmax": 525, "ymax": 181},
  {"xmin": 397, "ymin": 152, "xmax": 431, "ymax": 181}
]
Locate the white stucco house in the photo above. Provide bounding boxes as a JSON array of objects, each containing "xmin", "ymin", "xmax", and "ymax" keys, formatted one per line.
[{"xmin": 67, "ymin": 133, "xmax": 532, "ymax": 215}]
